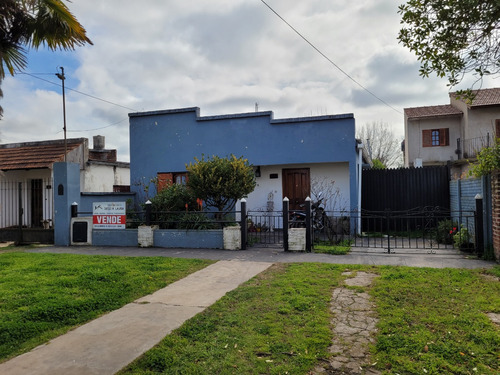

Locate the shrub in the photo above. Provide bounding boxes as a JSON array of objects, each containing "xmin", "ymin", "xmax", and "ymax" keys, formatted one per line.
[
  {"xmin": 453, "ymin": 227, "xmax": 474, "ymax": 250},
  {"xmin": 435, "ymin": 219, "xmax": 457, "ymax": 244}
]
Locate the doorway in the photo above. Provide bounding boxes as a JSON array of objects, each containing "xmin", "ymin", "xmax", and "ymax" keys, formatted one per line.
[{"xmin": 282, "ymin": 168, "xmax": 310, "ymax": 210}]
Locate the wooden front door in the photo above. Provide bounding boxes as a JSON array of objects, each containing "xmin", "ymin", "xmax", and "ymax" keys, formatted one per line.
[{"xmin": 282, "ymin": 168, "xmax": 310, "ymax": 210}]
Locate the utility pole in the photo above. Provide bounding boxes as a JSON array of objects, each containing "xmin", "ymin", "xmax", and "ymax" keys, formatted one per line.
[{"xmin": 56, "ymin": 67, "xmax": 67, "ymax": 161}]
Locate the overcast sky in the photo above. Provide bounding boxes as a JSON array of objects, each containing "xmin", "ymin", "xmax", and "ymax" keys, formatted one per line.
[{"xmin": 0, "ymin": 0, "xmax": 494, "ymax": 162}]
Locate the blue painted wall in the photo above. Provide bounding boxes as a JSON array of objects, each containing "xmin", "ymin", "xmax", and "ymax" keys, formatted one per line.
[
  {"xmin": 54, "ymin": 162, "xmax": 81, "ymax": 246},
  {"xmin": 129, "ymin": 107, "xmax": 358, "ymax": 208},
  {"xmin": 154, "ymin": 229, "xmax": 223, "ymax": 248}
]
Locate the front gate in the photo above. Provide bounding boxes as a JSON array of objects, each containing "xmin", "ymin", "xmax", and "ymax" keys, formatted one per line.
[
  {"xmin": 246, "ymin": 210, "xmax": 284, "ymax": 247},
  {"xmin": 243, "ymin": 201, "xmax": 480, "ymax": 254},
  {"xmin": 312, "ymin": 207, "xmax": 478, "ymax": 254}
]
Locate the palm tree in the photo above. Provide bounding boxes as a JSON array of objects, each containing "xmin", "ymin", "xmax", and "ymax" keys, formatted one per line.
[{"xmin": 0, "ymin": 0, "xmax": 92, "ymax": 116}]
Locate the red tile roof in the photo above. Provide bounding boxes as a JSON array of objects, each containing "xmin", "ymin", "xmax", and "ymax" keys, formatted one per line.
[
  {"xmin": 0, "ymin": 139, "xmax": 85, "ymax": 170},
  {"xmin": 404, "ymin": 104, "xmax": 463, "ymax": 119},
  {"xmin": 451, "ymin": 87, "xmax": 500, "ymax": 107}
]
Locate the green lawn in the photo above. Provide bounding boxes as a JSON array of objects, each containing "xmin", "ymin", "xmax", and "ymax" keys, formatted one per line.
[
  {"xmin": 1, "ymin": 251, "xmax": 498, "ymax": 375},
  {"xmin": 0, "ymin": 252, "xmax": 213, "ymax": 361},
  {"xmin": 122, "ymin": 265, "xmax": 499, "ymax": 375}
]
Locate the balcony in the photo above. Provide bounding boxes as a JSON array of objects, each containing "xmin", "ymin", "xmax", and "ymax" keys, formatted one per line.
[{"xmin": 456, "ymin": 134, "xmax": 491, "ymax": 160}]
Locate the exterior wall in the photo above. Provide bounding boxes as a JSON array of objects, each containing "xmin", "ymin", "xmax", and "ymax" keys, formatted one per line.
[
  {"xmin": 0, "ymin": 169, "xmax": 53, "ymax": 228},
  {"xmin": 129, "ymin": 107, "xmax": 358, "ymax": 210},
  {"xmin": 466, "ymin": 107, "xmax": 497, "ymax": 140},
  {"xmin": 405, "ymin": 116, "xmax": 461, "ymax": 167},
  {"xmin": 245, "ymin": 162, "xmax": 350, "ymax": 213},
  {"xmin": 81, "ymin": 163, "xmax": 130, "ymax": 192},
  {"xmin": 92, "ymin": 229, "xmax": 139, "ymax": 247},
  {"xmin": 154, "ymin": 229, "xmax": 223, "ymax": 248},
  {"xmin": 66, "ymin": 141, "xmax": 88, "ymax": 169}
]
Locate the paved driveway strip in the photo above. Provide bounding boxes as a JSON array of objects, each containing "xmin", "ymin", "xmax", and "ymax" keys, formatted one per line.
[{"xmin": 0, "ymin": 260, "xmax": 272, "ymax": 375}]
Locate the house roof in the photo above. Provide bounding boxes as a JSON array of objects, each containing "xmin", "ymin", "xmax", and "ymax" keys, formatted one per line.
[
  {"xmin": 404, "ymin": 104, "xmax": 463, "ymax": 119},
  {"xmin": 0, "ymin": 138, "xmax": 85, "ymax": 171},
  {"xmin": 450, "ymin": 87, "xmax": 500, "ymax": 107}
]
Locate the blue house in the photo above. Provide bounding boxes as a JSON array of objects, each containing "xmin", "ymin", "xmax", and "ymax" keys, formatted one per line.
[{"xmin": 129, "ymin": 107, "xmax": 363, "ymax": 216}]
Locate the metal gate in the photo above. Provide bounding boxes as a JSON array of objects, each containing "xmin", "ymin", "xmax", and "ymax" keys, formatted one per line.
[
  {"xmin": 312, "ymin": 207, "xmax": 478, "ymax": 254},
  {"xmin": 246, "ymin": 210, "xmax": 284, "ymax": 247}
]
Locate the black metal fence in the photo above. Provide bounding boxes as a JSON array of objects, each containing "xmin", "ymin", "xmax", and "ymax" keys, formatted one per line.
[
  {"xmin": 362, "ymin": 166, "xmax": 450, "ymax": 212},
  {"xmin": 311, "ymin": 207, "xmax": 478, "ymax": 254}
]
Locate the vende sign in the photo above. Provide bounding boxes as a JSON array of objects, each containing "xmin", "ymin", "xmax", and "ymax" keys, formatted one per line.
[{"xmin": 93, "ymin": 202, "xmax": 126, "ymax": 229}]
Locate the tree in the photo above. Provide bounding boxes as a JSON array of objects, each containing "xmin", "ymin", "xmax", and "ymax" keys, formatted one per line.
[
  {"xmin": 356, "ymin": 122, "xmax": 403, "ymax": 168},
  {"xmin": 186, "ymin": 154, "xmax": 256, "ymax": 215},
  {"xmin": 398, "ymin": 0, "xmax": 500, "ymax": 89},
  {"xmin": 0, "ymin": 0, "xmax": 92, "ymax": 116}
]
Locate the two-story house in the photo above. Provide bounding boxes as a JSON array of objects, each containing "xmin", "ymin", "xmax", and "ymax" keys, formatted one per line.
[{"xmin": 404, "ymin": 87, "xmax": 500, "ymax": 177}]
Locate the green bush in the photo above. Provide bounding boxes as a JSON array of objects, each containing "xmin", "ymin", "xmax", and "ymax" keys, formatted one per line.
[
  {"xmin": 435, "ymin": 219, "xmax": 457, "ymax": 244},
  {"xmin": 149, "ymin": 184, "xmax": 198, "ymax": 212},
  {"xmin": 178, "ymin": 212, "xmax": 217, "ymax": 230},
  {"xmin": 453, "ymin": 227, "xmax": 474, "ymax": 250}
]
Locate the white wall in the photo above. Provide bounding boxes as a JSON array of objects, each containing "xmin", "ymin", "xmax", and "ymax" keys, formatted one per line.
[
  {"xmin": 244, "ymin": 162, "xmax": 350, "ymax": 213},
  {"xmin": 81, "ymin": 164, "xmax": 130, "ymax": 192}
]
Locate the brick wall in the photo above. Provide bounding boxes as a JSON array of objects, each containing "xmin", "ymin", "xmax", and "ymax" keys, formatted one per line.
[{"xmin": 492, "ymin": 173, "xmax": 500, "ymax": 261}]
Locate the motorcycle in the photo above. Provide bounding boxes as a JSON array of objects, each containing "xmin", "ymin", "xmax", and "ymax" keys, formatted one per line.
[{"xmin": 289, "ymin": 193, "xmax": 328, "ymax": 230}]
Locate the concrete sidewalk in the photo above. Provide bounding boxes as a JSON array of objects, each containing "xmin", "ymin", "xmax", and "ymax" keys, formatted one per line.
[
  {"xmin": 28, "ymin": 245, "xmax": 497, "ymax": 269},
  {"xmin": 0, "ymin": 260, "xmax": 272, "ymax": 375}
]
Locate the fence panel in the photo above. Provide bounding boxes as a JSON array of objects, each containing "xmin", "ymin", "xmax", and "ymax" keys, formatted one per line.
[{"xmin": 362, "ymin": 166, "xmax": 450, "ymax": 211}]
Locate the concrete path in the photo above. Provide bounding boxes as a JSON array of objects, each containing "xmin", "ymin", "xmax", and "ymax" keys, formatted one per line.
[
  {"xmin": 28, "ymin": 245, "xmax": 497, "ymax": 269},
  {"xmin": 0, "ymin": 260, "xmax": 272, "ymax": 375}
]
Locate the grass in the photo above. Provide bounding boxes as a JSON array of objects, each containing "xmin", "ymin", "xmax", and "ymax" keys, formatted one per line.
[
  {"xmin": 120, "ymin": 263, "xmax": 351, "ymax": 374},
  {"xmin": 1, "ymin": 252, "xmax": 498, "ymax": 375},
  {"xmin": 121, "ymin": 265, "xmax": 499, "ymax": 375},
  {"xmin": 0, "ymin": 252, "xmax": 213, "ymax": 361},
  {"xmin": 372, "ymin": 266, "xmax": 500, "ymax": 374},
  {"xmin": 313, "ymin": 240, "xmax": 351, "ymax": 255}
]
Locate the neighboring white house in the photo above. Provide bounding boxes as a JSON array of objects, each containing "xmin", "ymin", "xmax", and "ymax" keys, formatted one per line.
[
  {"xmin": 0, "ymin": 136, "xmax": 129, "ymax": 228},
  {"xmin": 404, "ymin": 87, "xmax": 500, "ymax": 177}
]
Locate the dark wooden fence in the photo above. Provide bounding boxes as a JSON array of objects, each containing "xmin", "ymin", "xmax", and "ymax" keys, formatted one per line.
[{"xmin": 362, "ymin": 166, "xmax": 450, "ymax": 211}]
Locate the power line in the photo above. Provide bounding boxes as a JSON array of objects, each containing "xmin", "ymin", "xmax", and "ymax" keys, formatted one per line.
[
  {"xmin": 16, "ymin": 71, "xmax": 139, "ymax": 112},
  {"xmin": 260, "ymin": 0, "xmax": 402, "ymax": 115}
]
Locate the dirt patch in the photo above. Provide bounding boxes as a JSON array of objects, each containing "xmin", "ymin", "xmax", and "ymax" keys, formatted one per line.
[{"xmin": 312, "ymin": 271, "xmax": 380, "ymax": 375}]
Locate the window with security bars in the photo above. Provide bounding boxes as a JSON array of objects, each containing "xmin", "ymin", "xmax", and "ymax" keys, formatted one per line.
[{"xmin": 423, "ymin": 128, "xmax": 449, "ymax": 147}]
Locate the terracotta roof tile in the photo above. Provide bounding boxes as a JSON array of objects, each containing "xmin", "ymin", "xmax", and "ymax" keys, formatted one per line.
[
  {"xmin": 451, "ymin": 87, "xmax": 500, "ymax": 107},
  {"xmin": 0, "ymin": 139, "xmax": 84, "ymax": 170},
  {"xmin": 404, "ymin": 104, "xmax": 463, "ymax": 119}
]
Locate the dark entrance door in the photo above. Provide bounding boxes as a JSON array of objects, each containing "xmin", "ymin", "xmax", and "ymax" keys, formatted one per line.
[
  {"xmin": 282, "ymin": 168, "xmax": 310, "ymax": 210},
  {"xmin": 31, "ymin": 179, "xmax": 43, "ymax": 228}
]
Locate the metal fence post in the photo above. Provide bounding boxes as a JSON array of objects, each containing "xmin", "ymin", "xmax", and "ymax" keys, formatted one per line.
[
  {"xmin": 305, "ymin": 197, "xmax": 312, "ymax": 252},
  {"xmin": 475, "ymin": 194, "xmax": 484, "ymax": 256},
  {"xmin": 283, "ymin": 197, "xmax": 289, "ymax": 252},
  {"xmin": 385, "ymin": 209, "xmax": 391, "ymax": 254},
  {"xmin": 240, "ymin": 199, "xmax": 247, "ymax": 250},
  {"xmin": 71, "ymin": 202, "xmax": 78, "ymax": 218},
  {"xmin": 17, "ymin": 182, "xmax": 23, "ymax": 245},
  {"xmin": 145, "ymin": 200, "xmax": 152, "ymax": 226}
]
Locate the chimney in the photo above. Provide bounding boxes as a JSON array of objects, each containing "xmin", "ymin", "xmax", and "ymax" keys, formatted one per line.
[{"xmin": 93, "ymin": 135, "xmax": 105, "ymax": 150}]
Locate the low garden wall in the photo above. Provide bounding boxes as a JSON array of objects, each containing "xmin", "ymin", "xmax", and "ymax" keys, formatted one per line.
[{"xmin": 72, "ymin": 225, "xmax": 239, "ymax": 249}]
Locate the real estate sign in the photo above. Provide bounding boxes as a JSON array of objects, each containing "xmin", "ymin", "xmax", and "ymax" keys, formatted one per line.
[{"xmin": 93, "ymin": 202, "xmax": 126, "ymax": 229}]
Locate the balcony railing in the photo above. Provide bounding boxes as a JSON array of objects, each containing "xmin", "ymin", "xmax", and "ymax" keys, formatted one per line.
[{"xmin": 456, "ymin": 133, "xmax": 491, "ymax": 160}]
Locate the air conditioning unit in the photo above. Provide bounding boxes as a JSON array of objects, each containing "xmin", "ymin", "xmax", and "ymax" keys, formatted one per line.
[{"xmin": 71, "ymin": 217, "xmax": 92, "ymax": 245}]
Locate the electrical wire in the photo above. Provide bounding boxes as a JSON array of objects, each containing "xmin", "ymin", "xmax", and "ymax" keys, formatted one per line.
[
  {"xmin": 260, "ymin": 0, "xmax": 402, "ymax": 115},
  {"xmin": 16, "ymin": 71, "xmax": 139, "ymax": 112}
]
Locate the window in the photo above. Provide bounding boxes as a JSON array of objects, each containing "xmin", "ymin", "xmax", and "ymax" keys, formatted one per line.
[
  {"xmin": 422, "ymin": 128, "xmax": 449, "ymax": 147},
  {"xmin": 157, "ymin": 172, "xmax": 188, "ymax": 192}
]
